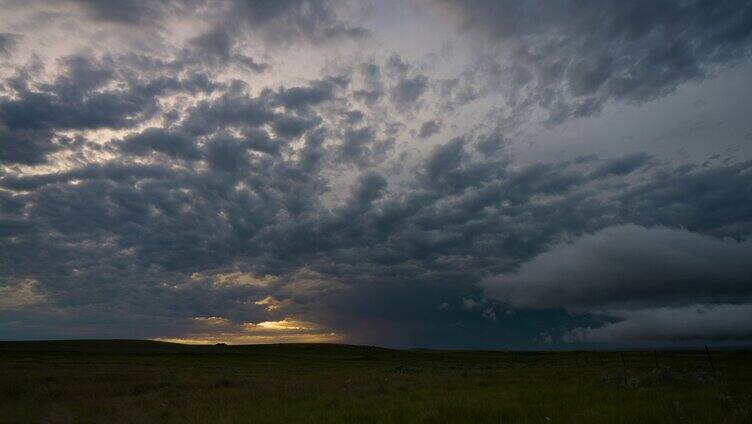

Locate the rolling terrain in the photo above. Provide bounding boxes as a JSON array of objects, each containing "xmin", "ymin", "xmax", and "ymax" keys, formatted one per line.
[{"xmin": 0, "ymin": 340, "xmax": 750, "ymax": 423}]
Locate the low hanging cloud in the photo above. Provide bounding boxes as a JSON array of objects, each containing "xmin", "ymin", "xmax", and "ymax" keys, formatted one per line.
[
  {"xmin": 483, "ymin": 225, "xmax": 752, "ymax": 342},
  {"xmin": 564, "ymin": 304, "xmax": 752, "ymax": 343},
  {"xmin": 1, "ymin": 0, "xmax": 752, "ymax": 347},
  {"xmin": 482, "ymin": 225, "xmax": 752, "ymax": 310}
]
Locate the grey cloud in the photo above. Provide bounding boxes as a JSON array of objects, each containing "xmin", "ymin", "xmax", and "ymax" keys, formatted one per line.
[
  {"xmin": 351, "ymin": 171, "xmax": 387, "ymax": 206},
  {"xmin": 337, "ymin": 126, "xmax": 373, "ymax": 166},
  {"xmin": 272, "ymin": 114, "xmax": 321, "ymax": 139},
  {"xmin": 242, "ymin": 128, "xmax": 279, "ymax": 155},
  {"xmin": 181, "ymin": 89, "xmax": 275, "ymax": 136},
  {"xmin": 353, "ymin": 89, "xmax": 382, "ymax": 105},
  {"xmin": 564, "ymin": 304, "xmax": 752, "ymax": 342},
  {"xmin": 441, "ymin": 0, "xmax": 752, "ymax": 123},
  {"xmin": 69, "ymin": 0, "xmax": 369, "ymax": 43},
  {"xmin": 70, "ymin": 0, "xmax": 173, "ymax": 25},
  {"xmin": 274, "ymin": 78, "xmax": 344, "ymax": 112},
  {"xmin": 352, "ymin": 62, "xmax": 384, "ymax": 106},
  {"xmin": 0, "ymin": 163, "xmax": 174, "ymax": 191},
  {"xmin": 187, "ymin": 27, "xmax": 269, "ymax": 72},
  {"xmin": 206, "ymin": 135, "xmax": 254, "ymax": 172},
  {"xmin": 589, "ymin": 152, "xmax": 652, "ymax": 178},
  {"xmin": 336, "ymin": 126, "xmax": 393, "ymax": 168},
  {"xmin": 224, "ymin": 0, "xmax": 369, "ymax": 44},
  {"xmin": 386, "ymin": 54, "xmax": 410, "ymax": 77},
  {"xmin": 3, "ymin": 139, "xmax": 752, "ymax": 346},
  {"xmin": 344, "ymin": 110, "xmax": 364, "ymax": 124},
  {"xmin": 474, "ymin": 132, "xmax": 506, "ymax": 155},
  {"xmin": 391, "ymin": 75, "xmax": 428, "ymax": 109},
  {"xmin": 418, "ymin": 120, "xmax": 441, "ymax": 139},
  {"xmin": 0, "ymin": 53, "xmax": 225, "ymax": 165},
  {"xmin": 483, "ymin": 225, "xmax": 752, "ymax": 310},
  {"xmin": 0, "ymin": 55, "xmax": 166, "ymax": 164},
  {"xmin": 120, "ymin": 128, "xmax": 201, "ymax": 160},
  {"xmin": 424, "ymin": 137, "xmax": 466, "ymax": 182},
  {"xmin": 0, "ymin": 127, "xmax": 63, "ymax": 165},
  {"xmin": 2, "ymin": 1, "xmax": 752, "ymax": 348},
  {"xmin": 0, "ymin": 33, "xmax": 17, "ymax": 55},
  {"xmin": 618, "ymin": 160, "xmax": 752, "ymax": 237}
]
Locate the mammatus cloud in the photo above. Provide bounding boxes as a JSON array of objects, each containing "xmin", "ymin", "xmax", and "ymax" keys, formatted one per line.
[
  {"xmin": 439, "ymin": 0, "xmax": 752, "ymax": 124},
  {"xmin": 0, "ymin": 0, "xmax": 751, "ymax": 347},
  {"xmin": 418, "ymin": 120, "xmax": 441, "ymax": 139}
]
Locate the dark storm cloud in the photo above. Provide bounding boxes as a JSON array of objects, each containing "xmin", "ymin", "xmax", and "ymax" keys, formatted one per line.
[
  {"xmin": 1, "ymin": 56, "xmax": 122, "ymax": 130},
  {"xmin": 589, "ymin": 152, "xmax": 652, "ymax": 178},
  {"xmin": 0, "ymin": 51, "xmax": 229, "ymax": 165},
  {"xmin": 351, "ymin": 171, "xmax": 387, "ymax": 206},
  {"xmin": 55, "ymin": 0, "xmax": 369, "ymax": 45},
  {"xmin": 0, "ymin": 33, "xmax": 17, "ymax": 55},
  {"xmin": 424, "ymin": 136, "xmax": 467, "ymax": 183},
  {"xmin": 344, "ymin": 110, "xmax": 364, "ymax": 124},
  {"xmin": 175, "ymin": 77, "xmax": 340, "ymax": 142},
  {"xmin": 618, "ymin": 160, "xmax": 752, "ymax": 237},
  {"xmin": 418, "ymin": 120, "xmax": 441, "ymax": 139},
  {"xmin": 335, "ymin": 126, "xmax": 394, "ymax": 168},
  {"xmin": 441, "ymin": 0, "xmax": 752, "ymax": 123},
  {"xmin": 224, "ymin": 0, "xmax": 369, "ymax": 44},
  {"xmin": 273, "ymin": 77, "xmax": 345, "ymax": 112},
  {"xmin": 2, "ymin": 1, "xmax": 752, "ymax": 348},
  {"xmin": 0, "ymin": 162, "xmax": 174, "ymax": 191},
  {"xmin": 181, "ymin": 88, "xmax": 275, "ymax": 136},
  {"xmin": 563, "ymin": 304, "xmax": 752, "ymax": 343},
  {"xmin": 242, "ymin": 128, "xmax": 279, "ymax": 155},
  {"xmin": 187, "ymin": 27, "xmax": 269, "ymax": 72},
  {"xmin": 70, "ymin": 0, "xmax": 174, "ymax": 25},
  {"xmin": 272, "ymin": 114, "xmax": 322, "ymax": 139},
  {"xmin": 3, "ymin": 129, "xmax": 752, "ymax": 346},
  {"xmin": 336, "ymin": 126, "xmax": 374, "ymax": 166},
  {"xmin": 0, "ymin": 128, "xmax": 63, "ymax": 165},
  {"xmin": 390, "ymin": 75, "xmax": 428, "ymax": 109},
  {"xmin": 120, "ymin": 128, "xmax": 201, "ymax": 160},
  {"xmin": 350, "ymin": 63, "xmax": 382, "ymax": 106},
  {"xmin": 483, "ymin": 224, "xmax": 752, "ymax": 310}
]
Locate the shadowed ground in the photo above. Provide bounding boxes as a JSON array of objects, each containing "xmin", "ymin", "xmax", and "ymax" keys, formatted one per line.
[{"xmin": 0, "ymin": 340, "xmax": 750, "ymax": 423}]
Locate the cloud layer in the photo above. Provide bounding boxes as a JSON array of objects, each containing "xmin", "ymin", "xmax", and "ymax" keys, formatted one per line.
[
  {"xmin": 1, "ymin": 0, "xmax": 751, "ymax": 347},
  {"xmin": 483, "ymin": 225, "xmax": 752, "ymax": 310}
]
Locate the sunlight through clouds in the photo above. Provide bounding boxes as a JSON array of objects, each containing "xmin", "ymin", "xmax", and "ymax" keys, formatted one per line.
[{"xmin": 1, "ymin": 0, "xmax": 751, "ymax": 348}]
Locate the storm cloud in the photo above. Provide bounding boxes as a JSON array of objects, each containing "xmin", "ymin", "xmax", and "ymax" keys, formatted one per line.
[
  {"xmin": 483, "ymin": 225, "xmax": 752, "ymax": 310},
  {"xmin": 0, "ymin": 0, "xmax": 751, "ymax": 348},
  {"xmin": 440, "ymin": 0, "xmax": 752, "ymax": 124}
]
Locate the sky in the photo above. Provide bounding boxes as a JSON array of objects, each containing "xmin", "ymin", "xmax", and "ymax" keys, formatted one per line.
[{"xmin": 1, "ymin": 0, "xmax": 751, "ymax": 349}]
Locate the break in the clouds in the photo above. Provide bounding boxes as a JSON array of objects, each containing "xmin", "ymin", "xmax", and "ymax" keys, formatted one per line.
[{"xmin": 0, "ymin": 0, "xmax": 751, "ymax": 348}]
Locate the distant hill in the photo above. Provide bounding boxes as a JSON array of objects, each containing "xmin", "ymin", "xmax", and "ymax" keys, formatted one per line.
[{"xmin": 0, "ymin": 339, "xmax": 396, "ymax": 357}]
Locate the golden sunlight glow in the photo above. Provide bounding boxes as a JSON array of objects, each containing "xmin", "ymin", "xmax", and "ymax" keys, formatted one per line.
[
  {"xmin": 152, "ymin": 317, "xmax": 342, "ymax": 345},
  {"xmin": 212, "ymin": 271, "xmax": 278, "ymax": 287},
  {"xmin": 254, "ymin": 296, "xmax": 281, "ymax": 311},
  {"xmin": 0, "ymin": 279, "xmax": 47, "ymax": 309},
  {"xmin": 153, "ymin": 332, "xmax": 341, "ymax": 345},
  {"xmin": 253, "ymin": 319, "xmax": 315, "ymax": 331}
]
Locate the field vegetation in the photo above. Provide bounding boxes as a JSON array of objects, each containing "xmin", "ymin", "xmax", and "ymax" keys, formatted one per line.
[{"xmin": 1, "ymin": 340, "xmax": 750, "ymax": 423}]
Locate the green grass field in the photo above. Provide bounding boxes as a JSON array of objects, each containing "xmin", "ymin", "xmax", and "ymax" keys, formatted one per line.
[{"xmin": 0, "ymin": 340, "xmax": 750, "ymax": 423}]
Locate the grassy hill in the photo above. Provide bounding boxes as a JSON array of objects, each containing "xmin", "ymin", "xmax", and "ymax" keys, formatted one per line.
[{"xmin": 1, "ymin": 340, "xmax": 750, "ymax": 423}]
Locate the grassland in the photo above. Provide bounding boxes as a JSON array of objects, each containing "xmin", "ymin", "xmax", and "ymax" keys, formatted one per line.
[{"xmin": 0, "ymin": 340, "xmax": 750, "ymax": 423}]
